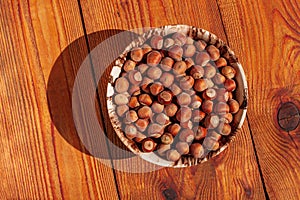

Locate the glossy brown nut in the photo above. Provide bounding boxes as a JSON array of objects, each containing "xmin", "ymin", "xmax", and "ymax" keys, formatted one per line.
[
  {"xmin": 147, "ymin": 50, "xmax": 162, "ymax": 66},
  {"xmin": 177, "ymin": 92, "xmax": 192, "ymax": 106},
  {"xmin": 214, "ymin": 102, "xmax": 230, "ymax": 115},
  {"xmin": 147, "ymin": 123, "xmax": 164, "ymax": 137},
  {"xmin": 159, "ymin": 72, "xmax": 174, "ymax": 88},
  {"xmin": 124, "ymin": 124, "xmax": 137, "ymax": 139},
  {"xmin": 216, "ymin": 88, "xmax": 229, "ymax": 102},
  {"xmin": 176, "ymin": 142, "xmax": 189, "ymax": 155},
  {"xmin": 194, "ymin": 79, "xmax": 208, "ymax": 92},
  {"xmin": 163, "ymin": 38, "xmax": 175, "ymax": 48},
  {"xmin": 219, "ymin": 113, "xmax": 233, "ymax": 124},
  {"xmin": 172, "ymin": 32, "xmax": 187, "ymax": 46},
  {"xmin": 166, "ymin": 149, "xmax": 181, "ymax": 162},
  {"xmin": 168, "ymin": 45, "xmax": 183, "ymax": 61},
  {"xmin": 215, "ymin": 57, "xmax": 227, "ymax": 68},
  {"xmin": 173, "ymin": 61, "xmax": 187, "ymax": 75},
  {"xmin": 138, "ymin": 94, "xmax": 153, "ymax": 106},
  {"xmin": 142, "ymin": 138, "xmax": 157, "ymax": 152},
  {"xmin": 190, "ymin": 65, "xmax": 204, "ymax": 79},
  {"xmin": 147, "ymin": 66, "xmax": 162, "ymax": 80},
  {"xmin": 130, "ymin": 47, "xmax": 144, "ymax": 62},
  {"xmin": 193, "ymin": 126, "xmax": 207, "ymax": 140},
  {"xmin": 161, "ymin": 133, "xmax": 174, "ymax": 145},
  {"xmin": 151, "ymin": 101, "xmax": 164, "ymax": 113},
  {"xmin": 167, "ymin": 123, "xmax": 181, "ymax": 136},
  {"xmin": 190, "ymin": 95, "xmax": 202, "ymax": 109},
  {"xmin": 204, "ymin": 114, "xmax": 220, "ymax": 129},
  {"xmin": 183, "ymin": 44, "xmax": 196, "ymax": 57},
  {"xmin": 164, "ymin": 103, "xmax": 178, "ymax": 117},
  {"xmin": 128, "ymin": 85, "xmax": 141, "ymax": 96},
  {"xmin": 135, "ymin": 119, "xmax": 149, "ymax": 132},
  {"xmin": 160, "ymin": 57, "xmax": 174, "ymax": 71},
  {"xmin": 179, "ymin": 128, "xmax": 195, "ymax": 143},
  {"xmin": 133, "ymin": 132, "xmax": 147, "ymax": 143},
  {"xmin": 206, "ymin": 45, "xmax": 220, "ymax": 61},
  {"xmin": 128, "ymin": 96, "xmax": 140, "ymax": 108},
  {"xmin": 140, "ymin": 77, "xmax": 153, "ymax": 93},
  {"xmin": 150, "ymin": 35, "xmax": 163, "ymax": 49},
  {"xmin": 185, "ymin": 58, "xmax": 195, "ymax": 69},
  {"xmin": 138, "ymin": 106, "xmax": 153, "ymax": 119},
  {"xmin": 123, "ymin": 60, "xmax": 136, "ymax": 72},
  {"xmin": 190, "ymin": 143, "xmax": 205, "ymax": 158},
  {"xmin": 116, "ymin": 105, "xmax": 129, "ymax": 117},
  {"xmin": 170, "ymin": 84, "xmax": 182, "ymax": 96},
  {"xmin": 204, "ymin": 64, "xmax": 217, "ymax": 79},
  {"xmin": 157, "ymin": 144, "xmax": 171, "ymax": 156},
  {"xmin": 137, "ymin": 64, "xmax": 149, "ymax": 74},
  {"xmin": 217, "ymin": 123, "xmax": 231, "ymax": 136},
  {"xmin": 201, "ymin": 100, "xmax": 213, "ymax": 114},
  {"xmin": 158, "ymin": 91, "xmax": 173, "ymax": 105},
  {"xmin": 195, "ymin": 51, "xmax": 210, "ymax": 66},
  {"xmin": 128, "ymin": 70, "xmax": 142, "ymax": 85},
  {"xmin": 194, "ymin": 40, "xmax": 207, "ymax": 51},
  {"xmin": 179, "ymin": 76, "xmax": 194, "ymax": 90},
  {"xmin": 149, "ymin": 82, "xmax": 164, "ymax": 96},
  {"xmin": 192, "ymin": 110, "xmax": 206, "ymax": 122},
  {"xmin": 228, "ymin": 99, "xmax": 240, "ymax": 114},
  {"xmin": 203, "ymin": 137, "xmax": 219, "ymax": 151},
  {"xmin": 221, "ymin": 66, "xmax": 236, "ymax": 79},
  {"xmin": 224, "ymin": 79, "xmax": 236, "ymax": 92},
  {"xmin": 115, "ymin": 77, "xmax": 129, "ymax": 93},
  {"xmin": 155, "ymin": 113, "xmax": 170, "ymax": 125},
  {"xmin": 180, "ymin": 120, "xmax": 193, "ymax": 129},
  {"xmin": 141, "ymin": 44, "xmax": 152, "ymax": 54},
  {"xmin": 176, "ymin": 107, "xmax": 192, "ymax": 123},
  {"xmin": 213, "ymin": 73, "xmax": 226, "ymax": 85},
  {"xmin": 125, "ymin": 110, "xmax": 138, "ymax": 123},
  {"xmin": 202, "ymin": 88, "xmax": 217, "ymax": 100},
  {"xmin": 114, "ymin": 93, "xmax": 129, "ymax": 105}
]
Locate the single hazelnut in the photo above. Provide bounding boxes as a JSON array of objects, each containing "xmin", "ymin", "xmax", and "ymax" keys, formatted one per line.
[
  {"xmin": 190, "ymin": 95, "xmax": 202, "ymax": 109},
  {"xmin": 150, "ymin": 35, "xmax": 163, "ymax": 49},
  {"xmin": 185, "ymin": 57, "xmax": 195, "ymax": 69},
  {"xmin": 128, "ymin": 96, "xmax": 140, "ymax": 108},
  {"xmin": 176, "ymin": 142, "xmax": 190, "ymax": 155},
  {"xmin": 167, "ymin": 123, "xmax": 181, "ymax": 136},
  {"xmin": 217, "ymin": 123, "xmax": 231, "ymax": 136},
  {"xmin": 179, "ymin": 128, "xmax": 195, "ymax": 143},
  {"xmin": 202, "ymin": 88, "xmax": 217, "ymax": 100},
  {"xmin": 114, "ymin": 93, "xmax": 129, "ymax": 105},
  {"xmin": 173, "ymin": 61, "xmax": 187, "ymax": 75},
  {"xmin": 128, "ymin": 85, "xmax": 141, "ymax": 96},
  {"xmin": 155, "ymin": 113, "xmax": 170, "ymax": 125},
  {"xmin": 142, "ymin": 138, "xmax": 157, "ymax": 152},
  {"xmin": 163, "ymin": 38, "xmax": 175, "ymax": 48},
  {"xmin": 186, "ymin": 37, "xmax": 194, "ymax": 45},
  {"xmin": 115, "ymin": 77, "xmax": 129, "ymax": 93},
  {"xmin": 116, "ymin": 105, "xmax": 129, "ymax": 117},
  {"xmin": 205, "ymin": 78, "xmax": 214, "ymax": 88},
  {"xmin": 194, "ymin": 79, "xmax": 208, "ymax": 92},
  {"xmin": 159, "ymin": 73, "xmax": 174, "ymax": 88},
  {"xmin": 151, "ymin": 101, "xmax": 164, "ymax": 113},
  {"xmin": 179, "ymin": 76, "xmax": 195, "ymax": 90},
  {"xmin": 183, "ymin": 44, "xmax": 196, "ymax": 57},
  {"xmin": 161, "ymin": 133, "xmax": 174, "ymax": 144},
  {"xmin": 147, "ymin": 123, "xmax": 164, "ymax": 137},
  {"xmin": 158, "ymin": 91, "xmax": 173, "ymax": 105},
  {"xmin": 160, "ymin": 57, "xmax": 174, "ymax": 71},
  {"xmin": 206, "ymin": 45, "xmax": 220, "ymax": 61},
  {"xmin": 204, "ymin": 114, "xmax": 220, "ymax": 129},
  {"xmin": 204, "ymin": 64, "xmax": 217, "ymax": 79},
  {"xmin": 176, "ymin": 107, "xmax": 192, "ymax": 123},
  {"xmin": 221, "ymin": 66, "xmax": 236, "ymax": 79},
  {"xmin": 177, "ymin": 92, "xmax": 192, "ymax": 106},
  {"xmin": 215, "ymin": 57, "xmax": 227, "ymax": 68},
  {"xmin": 149, "ymin": 82, "xmax": 164, "ymax": 96},
  {"xmin": 190, "ymin": 143, "xmax": 205, "ymax": 158},
  {"xmin": 219, "ymin": 113, "xmax": 233, "ymax": 123},
  {"xmin": 201, "ymin": 100, "xmax": 213, "ymax": 114},
  {"xmin": 140, "ymin": 77, "xmax": 153, "ymax": 93},
  {"xmin": 195, "ymin": 51, "xmax": 210, "ymax": 66},
  {"xmin": 128, "ymin": 70, "xmax": 142, "ymax": 85},
  {"xmin": 192, "ymin": 110, "xmax": 206, "ymax": 122},
  {"xmin": 138, "ymin": 94, "xmax": 153, "ymax": 106},
  {"xmin": 147, "ymin": 66, "xmax": 162, "ymax": 80},
  {"xmin": 134, "ymin": 132, "xmax": 147, "ymax": 143},
  {"xmin": 213, "ymin": 73, "xmax": 226, "ymax": 85},
  {"xmin": 190, "ymin": 65, "xmax": 204, "ymax": 79},
  {"xmin": 170, "ymin": 84, "xmax": 182, "ymax": 96},
  {"xmin": 214, "ymin": 102, "xmax": 230, "ymax": 115},
  {"xmin": 228, "ymin": 99, "xmax": 239, "ymax": 114},
  {"xmin": 224, "ymin": 79, "xmax": 236, "ymax": 92},
  {"xmin": 135, "ymin": 119, "xmax": 149, "ymax": 132},
  {"xmin": 193, "ymin": 126, "xmax": 207, "ymax": 140},
  {"xmin": 216, "ymin": 88, "xmax": 229, "ymax": 102},
  {"xmin": 123, "ymin": 60, "xmax": 136, "ymax": 72},
  {"xmin": 168, "ymin": 45, "xmax": 183, "ymax": 61},
  {"xmin": 172, "ymin": 32, "xmax": 187, "ymax": 46},
  {"xmin": 147, "ymin": 51, "xmax": 162, "ymax": 66},
  {"xmin": 130, "ymin": 47, "xmax": 144, "ymax": 62},
  {"xmin": 142, "ymin": 44, "xmax": 152, "ymax": 54},
  {"xmin": 125, "ymin": 110, "xmax": 138, "ymax": 122},
  {"xmin": 137, "ymin": 64, "xmax": 149, "ymax": 74},
  {"xmin": 180, "ymin": 120, "xmax": 193, "ymax": 129},
  {"xmin": 124, "ymin": 124, "xmax": 137, "ymax": 139},
  {"xmin": 164, "ymin": 103, "xmax": 178, "ymax": 117},
  {"xmin": 166, "ymin": 149, "xmax": 181, "ymax": 162},
  {"xmin": 157, "ymin": 144, "xmax": 171, "ymax": 156},
  {"xmin": 138, "ymin": 106, "xmax": 153, "ymax": 119},
  {"xmin": 203, "ymin": 137, "xmax": 219, "ymax": 151},
  {"xmin": 194, "ymin": 40, "xmax": 207, "ymax": 51},
  {"xmin": 207, "ymin": 130, "xmax": 222, "ymax": 141}
]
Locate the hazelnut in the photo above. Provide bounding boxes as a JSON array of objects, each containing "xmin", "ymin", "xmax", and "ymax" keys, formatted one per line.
[
  {"xmin": 157, "ymin": 144, "xmax": 171, "ymax": 156},
  {"xmin": 215, "ymin": 57, "xmax": 227, "ymax": 68},
  {"xmin": 207, "ymin": 130, "xmax": 222, "ymax": 141},
  {"xmin": 147, "ymin": 123, "xmax": 164, "ymax": 137},
  {"xmin": 123, "ymin": 60, "xmax": 136, "ymax": 72},
  {"xmin": 124, "ymin": 124, "xmax": 137, "ymax": 139},
  {"xmin": 185, "ymin": 57, "xmax": 195, "ymax": 69},
  {"xmin": 202, "ymin": 88, "xmax": 217, "ymax": 100},
  {"xmin": 194, "ymin": 79, "xmax": 208, "ymax": 92},
  {"xmin": 114, "ymin": 94, "xmax": 129, "ymax": 105},
  {"xmin": 116, "ymin": 105, "xmax": 129, "ymax": 117},
  {"xmin": 177, "ymin": 92, "xmax": 192, "ymax": 106},
  {"xmin": 172, "ymin": 32, "xmax": 187, "ymax": 46},
  {"xmin": 176, "ymin": 142, "xmax": 190, "ymax": 155},
  {"xmin": 163, "ymin": 38, "xmax": 175, "ymax": 48},
  {"xmin": 194, "ymin": 40, "xmax": 207, "ymax": 51},
  {"xmin": 138, "ymin": 106, "xmax": 153, "ymax": 119},
  {"xmin": 130, "ymin": 47, "xmax": 143, "ymax": 62},
  {"xmin": 176, "ymin": 107, "xmax": 192, "ymax": 123},
  {"xmin": 192, "ymin": 110, "xmax": 206, "ymax": 122},
  {"xmin": 164, "ymin": 103, "xmax": 178, "ymax": 117},
  {"xmin": 204, "ymin": 64, "xmax": 217, "ymax": 79},
  {"xmin": 128, "ymin": 96, "xmax": 140, "ymax": 108},
  {"xmin": 190, "ymin": 95, "xmax": 202, "ymax": 109},
  {"xmin": 137, "ymin": 64, "xmax": 149, "ymax": 74},
  {"xmin": 195, "ymin": 51, "xmax": 210, "ymax": 66},
  {"xmin": 160, "ymin": 57, "xmax": 174, "ymax": 71},
  {"xmin": 151, "ymin": 101, "xmax": 164, "ymax": 113},
  {"xmin": 161, "ymin": 133, "xmax": 174, "ymax": 144},
  {"xmin": 179, "ymin": 76, "xmax": 194, "ymax": 90},
  {"xmin": 125, "ymin": 110, "xmax": 138, "ymax": 122},
  {"xmin": 213, "ymin": 73, "xmax": 226, "ymax": 85},
  {"xmin": 205, "ymin": 78, "xmax": 214, "ymax": 88},
  {"xmin": 155, "ymin": 113, "xmax": 170, "ymax": 125},
  {"xmin": 166, "ymin": 149, "xmax": 181, "ymax": 162},
  {"xmin": 170, "ymin": 84, "xmax": 182, "ymax": 96},
  {"xmin": 134, "ymin": 132, "xmax": 147, "ymax": 143},
  {"xmin": 150, "ymin": 35, "xmax": 163, "ymax": 49},
  {"xmin": 168, "ymin": 45, "xmax": 183, "ymax": 61},
  {"xmin": 173, "ymin": 61, "xmax": 187, "ymax": 75},
  {"xmin": 228, "ymin": 92, "xmax": 233, "ymax": 100},
  {"xmin": 149, "ymin": 82, "xmax": 164, "ymax": 96},
  {"xmin": 206, "ymin": 45, "xmax": 220, "ymax": 61},
  {"xmin": 193, "ymin": 126, "xmax": 207, "ymax": 140},
  {"xmin": 142, "ymin": 44, "xmax": 152, "ymax": 54},
  {"xmin": 214, "ymin": 102, "xmax": 230, "ymax": 115},
  {"xmin": 201, "ymin": 100, "xmax": 213, "ymax": 114},
  {"xmin": 190, "ymin": 143, "xmax": 205, "ymax": 158},
  {"xmin": 147, "ymin": 51, "xmax": 162, "ymax": 66},
  {"xmin": 220, "ymin": 113, "xmax": 233, "ymax": 124},
  {"xmin": 158, "ymin": 91, "xmax": 173, "ymax": 105},
  {"xmin": 147, "ymin": 66, "xmax": 162, "ymax": 80},
  {"xmin": 186, "ymin": 37, "xmax": 194, "ymax": 45},
  {"xmin": 228, "ymin": 99, "xmax": 239, "ymax": 114},
  {"xmin": 183, "ymin": 44, "xmax": 196, "ymax": 57},
  {"xmin": 216, "ymin": 88, "xmax": 229, "ymax": 102},
  {"xmin": 128, "ymin": 70, "xmax": 142, "ymax": 85},
  {"xmin": 217, "ymin": 123, "xmax": 231, "ymax": 136},
  {"xmin": 142, "ymin": 138, "xmax": 157, "ymax": 152},
  {"xmin": 128, "ymin": 85, "xmax": 141, "ymax": 96},
  {"xmin": 140, "ymin": 77, "xmax": 153, "ymax": 93},
  {"xmin": 167, "ymin": 123, "xmax": 181, "ymax": 136},
  {"xmin": 204, "ymin": 114, "xmax": 220, "ymax": 129},
  {"xmin": 135, "ymin": 119, "xmax": 149, "ymax": 132},
  {"xmin": 221, "ymin": 66, "xmax": 236, "ymax": 79},
  {"xmin": 179, "ymin": 128, "xmax": 195, "ymax": 143},
  {"xmin": 180, "ymin": 120, "xmax": 193, "ymax": 129},
  {"xmin": 159, "ymin": 73, "xmax": 174, "ymax": 88},
  {"xmin": 138, "ymin": 94, "xmax": 153, "ymax": 106},
  {"xmin": 115, "ymin": 77, "xmax": 129, "ymax": 93},
  {"xmin": 190, "ymin": 65, "xmax": 204, "ymax": 79},
  {"xmin": 203, "ymin": 137, "xmax": 219, "ymax": 151},
  {"xmin": 224, "ymin": 79, "xmax": 236, "ymax": 92}
]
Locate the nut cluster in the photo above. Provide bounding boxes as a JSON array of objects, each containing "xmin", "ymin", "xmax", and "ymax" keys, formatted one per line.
[{"xmin": 113, "ymin": 31, "xmax": 240, "ymax": 162}]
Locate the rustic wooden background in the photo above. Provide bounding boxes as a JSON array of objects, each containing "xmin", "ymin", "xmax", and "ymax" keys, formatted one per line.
[{"xmin": 1, "ymin": 0, "xmax": 300, "ymax": 199}]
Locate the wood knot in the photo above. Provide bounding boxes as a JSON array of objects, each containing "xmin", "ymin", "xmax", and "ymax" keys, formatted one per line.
[
  {"xmin": 162, "ymin": 188, "xmax": 178, "ymax": 200},
  {"xmin": 277, "ymin": 102, "xmax": 300, "ymax": 131}
]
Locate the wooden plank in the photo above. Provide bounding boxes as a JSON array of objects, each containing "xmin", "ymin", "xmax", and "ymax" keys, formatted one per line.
[
  {"xmin": 217, "ymin": 0, "xmax": 300, "ymax": 199},
  {"xmin": 80, "ymin": 0, "xmax": 265, "ymax": 198},
  {"xmin": 0, "ymin": 0, "xmax": 118, "ymax": 199}
]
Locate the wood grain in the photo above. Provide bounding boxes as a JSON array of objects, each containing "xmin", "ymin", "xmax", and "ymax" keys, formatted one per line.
[
  {"xmin": 80, "ymin": 0, "xmax": 265, "ymax": 199},
  {"xmin": 0, "ymin": 0, "xmax": 119, "ymax": 199},
  {"xmin": 217, "ymin": 0, "xmax": 300, "ymax": 199}
]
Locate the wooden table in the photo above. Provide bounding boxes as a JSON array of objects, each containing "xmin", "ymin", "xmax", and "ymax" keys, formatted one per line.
[{"xmin": 1, "ymin": 0, "xmax": 300, "ymax": 199}]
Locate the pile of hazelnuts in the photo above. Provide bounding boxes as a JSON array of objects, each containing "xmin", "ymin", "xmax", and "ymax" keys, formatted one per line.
[{"xmin": 113, "ymin": 31, "xmax": 240, "ymax": 162}]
